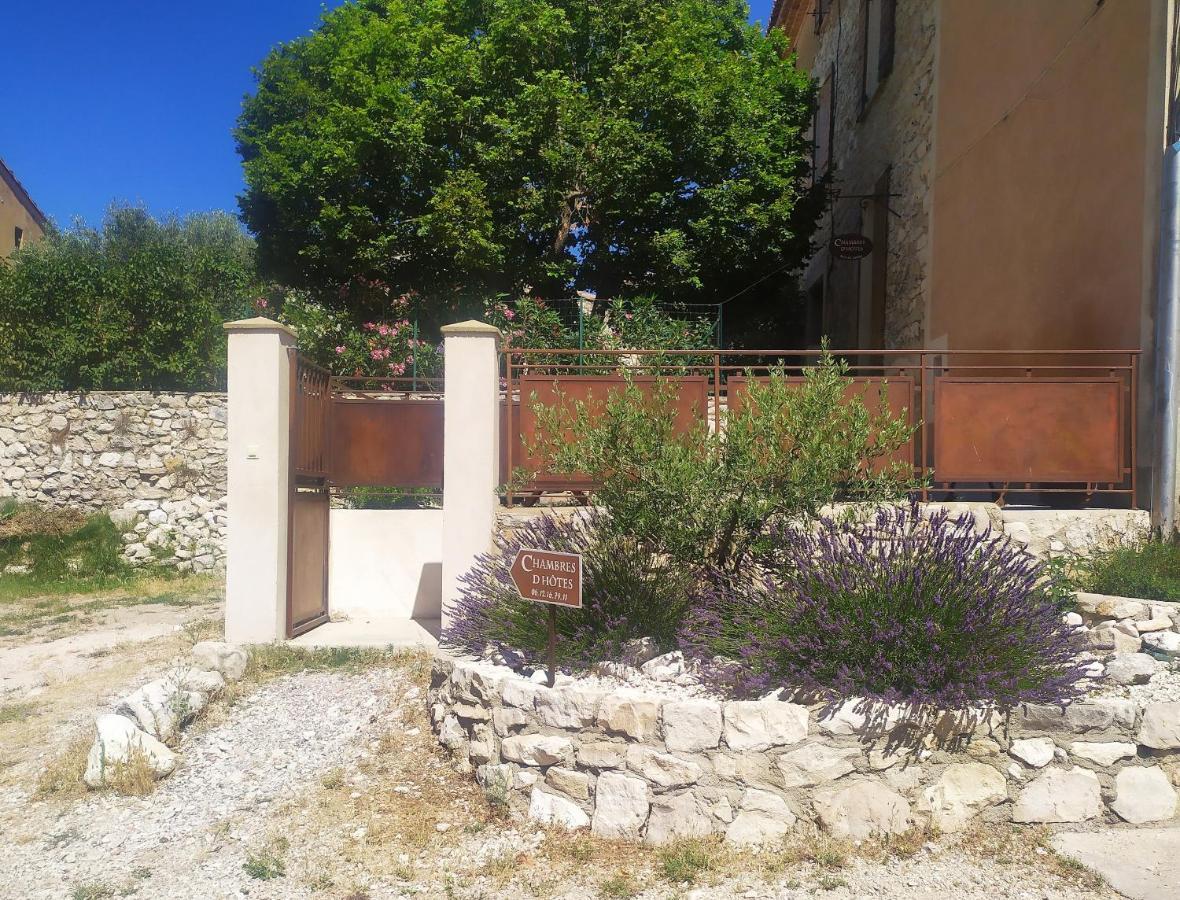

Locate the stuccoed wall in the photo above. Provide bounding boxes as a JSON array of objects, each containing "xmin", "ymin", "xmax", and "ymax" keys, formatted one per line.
[
  {"xmin": 0, "ymin": 392, "xmax": 227, "ymax": 571},
  {"xmin": 430, "ymin": 656, "xmax": 1180, "ymax": 845}
]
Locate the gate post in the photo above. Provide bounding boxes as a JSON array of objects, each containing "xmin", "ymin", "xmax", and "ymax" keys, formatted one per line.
[
  {"xmin": 222, "ymin": 316, "xmax": 298, "ymax": 642},
  {"xmin": 441, "ymin": 320, "xmax": 502, "ymax": 630}
]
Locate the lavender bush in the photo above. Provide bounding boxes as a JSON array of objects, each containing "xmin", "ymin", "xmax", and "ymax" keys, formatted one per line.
[
  {"xmin": 680, "ymin": 504, "xmax": 1086, "ymax": 709},
  {"xmin": 442, "ymin": 512, "xmax": 696, "ymax": 668}
]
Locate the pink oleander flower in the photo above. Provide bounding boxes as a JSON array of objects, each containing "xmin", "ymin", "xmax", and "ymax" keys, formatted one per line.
[
  {"xmin": 378, "ymin": 324, "xmax": 391, "ymax": 336},
  {"xmin": 335, "ymin": 346, "xmax": 346, "ymax": 355},
  {"xmin": 370, "ymin": 349, "xmax": 383, "ymax": 361},
  {"xmin": 253, "ymin": 297, "xmax": 268, "ymax": 310},
  {"xmin": 503, "ymin": 308, "xmax": 516, "ymax": 320}
]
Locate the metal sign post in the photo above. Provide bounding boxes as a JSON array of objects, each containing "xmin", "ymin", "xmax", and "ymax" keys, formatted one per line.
[{"xmin": 509, "ymin": 548, "xmax": 583, "ymax": 687}]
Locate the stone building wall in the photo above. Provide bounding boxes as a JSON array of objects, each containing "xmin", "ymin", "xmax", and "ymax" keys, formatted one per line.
[
  {"xmin": 0, "ymin": 392, "xmax": 227, "ymax": 571},
  {"xmin": 801, "ymin": 0, "xmax": 936, "ymax": 349}
]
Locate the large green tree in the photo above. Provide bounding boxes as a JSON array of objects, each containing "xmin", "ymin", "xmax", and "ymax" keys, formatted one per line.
[
  {"xmin": 0, "ymin": 206, "xmax": 259, "ymax": 391},
  {"xmin": 236, "ymin": 0, "xmax": 821, "ymax": 314}
]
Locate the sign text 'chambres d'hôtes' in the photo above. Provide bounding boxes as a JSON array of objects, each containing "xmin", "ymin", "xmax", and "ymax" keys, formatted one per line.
[{"xmin": 509, "ymin": 548, "xmax": 583, "ymax": 609}]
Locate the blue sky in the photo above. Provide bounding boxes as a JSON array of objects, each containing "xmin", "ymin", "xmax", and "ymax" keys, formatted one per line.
[{"xmin": 3, "ymin": 1, "xmax": 776, "ymax": 229}]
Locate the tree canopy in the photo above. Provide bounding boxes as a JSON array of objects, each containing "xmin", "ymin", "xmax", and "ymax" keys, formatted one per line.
[
  {"xmin": 0, "ymin": 206, "xmax": 259, "ymax": 391},
  {"xmin": 236, "ymin": 0, "xmax": 822, "ymax": 314}
]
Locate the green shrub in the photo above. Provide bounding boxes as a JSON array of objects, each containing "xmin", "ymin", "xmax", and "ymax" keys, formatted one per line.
[
  {"xmin": 1078, "ymin": 541, "xmax": 1180, "ymax": 601},
  {"xmin": 527, "ymin": 349, "xmax": 917, "ymax": 572},
  {"xmin": 0, "ymin": 206, "xmax": 259, "ymax": 391},
  {"xmin": 0, "ymin": 504, "xmax": 126, "ymax": 583}
]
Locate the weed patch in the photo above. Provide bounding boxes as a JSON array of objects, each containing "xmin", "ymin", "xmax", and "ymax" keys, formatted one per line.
[
  {"xmin": 244, "ymin": 837, "xmax": 289, "ymax": 880},
  {"xmin": 1078, "ymin": 540, "xmax": 1180, "ymax": 601},
  {"xmin": 658, "ymin": 839, "xmax": 716, "ymax": 883}
]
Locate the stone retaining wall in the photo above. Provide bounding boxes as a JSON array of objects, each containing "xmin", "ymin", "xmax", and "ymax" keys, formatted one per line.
[
  {"xmin": 429, "ymin": 655, "xmax": 1180, "ymax": 845},
  {"xmin": 0, "ymin": 392, "xmax": 227, "ymax": 571}
]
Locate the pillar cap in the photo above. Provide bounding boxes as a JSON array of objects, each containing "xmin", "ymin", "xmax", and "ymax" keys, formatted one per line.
[
  {"xmin": 223, "ymin": 316, "xmax": 297, "ymax": 339},
  {"xmin": 440, "ymin": 319, "xmax": 501, "ymax": 339}
]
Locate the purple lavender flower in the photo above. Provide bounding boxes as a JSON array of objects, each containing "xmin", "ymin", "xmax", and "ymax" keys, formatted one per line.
[{"xmin": 680, "ymin": 502, "xmax": 1086, "ymax": 710}]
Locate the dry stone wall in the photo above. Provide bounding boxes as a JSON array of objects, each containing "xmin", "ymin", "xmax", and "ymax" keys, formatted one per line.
[
  {"xmin": 0, "ymin": 392, "xmax": 227, "ymax": 571},
  {"xmin": 429, "ymin": 655, "xmax": 1180, "ymax": 845}
]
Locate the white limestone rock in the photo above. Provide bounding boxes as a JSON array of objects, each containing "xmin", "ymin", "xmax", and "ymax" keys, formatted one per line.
[
  {"xmin": 528, "ymin": 788, "xmax": 590, "ymax": 830},
  {"xmin": 645, "ymin": 791, "xmax": 715, "ymax": 845},
  {"xmin": 115, "ymin": 678, "xmax": 202, "ymax": 742},
  {"xmin": 500, "ymin": 734, "xmax": 574, "ymax": 767},
  {"xmin": 1104, "ymin": 653, "xmax": 1158, "ymax": 686},
  {"xmin": 723, "ymin": 701, "xmax": 808, "ymax": 751},
  {"xmin": 597, "ymin": 695, "xmax": 660, "ymax": 742},
  {"xmin": 626, "ymin": 746, "xmax": 702, "ymax": 789},
  {"xmin": 190, "ymin": 641, "xmax": 249, "ymax": 682},
  {"xmin": 534, "ymin": 686, "xmax": 601, "ymax": 729},
  {"xmin": 1143, "ymin": 631, "xmax": 1180, "ymax": 659},
  {"xmin": 725, "ymin": 788, "xmax": 797, "ymax": 845},
  {"xmin": 662, "ymin": 700, "xmax": 723, "ymax": 752},
  {"xmin": 776, "ymin": 744, "xmax": 857, "ymax": 787},
  {"xmin": 1139, "ymin": 702, "xmax": 1180, "ymax": 750},
  {"xmin": 1068, "ymin": 741, "xmax": 1137, "ymax": 768},
  {"xmin": 1009, "ymin": 738, "xmax": 1055, "ymax": 769},
  {"xmin": 1011, "ymin": 767, "xmax": 1102, "ymax": 823},
  {"xmin": 814, "ymin": 781, "xmax": 912, "ymax": 840},
  {"xmin": 83, "ymin": 714, "xmax": 177, "ymax": 788},
  {"xmin": 591, "ymin": 772, "xmax": 650, "ymax": 839},
  {"xmin": 919, "ymin": 763, "xmax": 1007, "ymax": 832},
  {"xmin": 1110, "ymin": 767, "xmax": 1178, "ymax": 825},
  {"xmin": 545, "ymin": 766, "xmax": 590, "ymax": 800}
]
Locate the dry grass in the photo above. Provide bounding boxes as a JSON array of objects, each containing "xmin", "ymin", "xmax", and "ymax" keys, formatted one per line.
[
  {"xmin": 957, "ymin": 822, "xmax": 1107, "ymax": 891},
  {"xmin": 103, "ymin": 746, "xmax": 157, "ymax": 797},
  {"xmin": 34, "ymin": 735, "xmax": 91, "ymax": 800}
]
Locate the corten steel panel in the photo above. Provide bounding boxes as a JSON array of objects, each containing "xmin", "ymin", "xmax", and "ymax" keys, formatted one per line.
[
  {"xmin": 726, "ymin": 376, "xmax": 917, "ymax": 470},
  {"xmin": 512, "ymin": 375, "xmax": 709, "ymax": 491},
  {"xmin": 288, "ymin": 488, "xmax": 329, "ymax": 637},
  {"xmin": 933, "ymin": 378, "xmax": 1123, "ymax": 484},
  {"xmin": 330, "ymin": 399, "xmax": 444, "ymax": 488}
]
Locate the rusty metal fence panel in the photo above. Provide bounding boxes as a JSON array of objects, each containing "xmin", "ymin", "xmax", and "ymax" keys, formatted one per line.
[
  {"xmin": 502, "ymin": 348, "xmax": 1139, "ymax": 506},
  {"xmin": 329, "ymin": 378, "xmax": 444, "ymax": 489},
  {"xmin": 933, "ymin": 378, "xmax": 1123, "ymax": 484}
]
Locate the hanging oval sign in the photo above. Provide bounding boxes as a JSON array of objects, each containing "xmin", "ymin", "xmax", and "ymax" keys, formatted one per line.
[{"xmin": 831, "ymin": 233, "xmax": 874, "ymax": 260}]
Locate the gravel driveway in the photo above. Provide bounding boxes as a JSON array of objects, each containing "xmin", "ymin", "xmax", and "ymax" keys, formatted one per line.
[{"xmin": 0, "ymin": 655, "xmax": 1127, "ymax": 900}]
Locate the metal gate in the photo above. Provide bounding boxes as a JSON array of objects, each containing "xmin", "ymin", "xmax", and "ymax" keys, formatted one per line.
[{"xmin": 286, "ymin": 353, "xmax": 331, "ymax": 637}]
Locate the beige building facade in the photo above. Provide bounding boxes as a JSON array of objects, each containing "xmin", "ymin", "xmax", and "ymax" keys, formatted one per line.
[
  {"xmin": 0, "ymin": 158, "xmax": 48, "ymax": 257},
  {"xmin": 772, "ymin": 0, "xmax": 1168, "ymax": 356}
]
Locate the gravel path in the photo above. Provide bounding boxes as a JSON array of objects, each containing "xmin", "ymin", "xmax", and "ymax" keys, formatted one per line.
[
  {"xmin": 2, "ymin": 668, "xmax": 402, "ymax": 900},
  {"xmin": 0, "ymin": 661, "xmax": 1125, "ymax": 900}
]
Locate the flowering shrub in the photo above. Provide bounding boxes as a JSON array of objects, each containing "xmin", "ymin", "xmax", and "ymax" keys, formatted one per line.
[
  {"xmin": 680, "ymin": 504, "xmax": 1086, "ymax": 709},
  {"xmin": 278, "ymin": 288, "xmax": 441, "ymax": 380},
  {"xmin": 484, "ymin": 295, "xmax": 575, "ymax": 349},
  {"xmin": 441, "ymin": 512, "xmax": 696, "ymax": 667}
]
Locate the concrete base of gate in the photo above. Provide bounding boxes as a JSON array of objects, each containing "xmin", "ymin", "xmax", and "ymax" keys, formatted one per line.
[{"xmin": 289, "ymin": 615, "xmax": 441, "ymax": 649}]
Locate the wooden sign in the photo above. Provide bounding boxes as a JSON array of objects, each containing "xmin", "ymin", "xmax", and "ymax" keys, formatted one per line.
[
  {"xmin": 831, "ymin": 233, "xmax": 874, "ymax": 260},
  {"xmin": 510, "ymin": 548, "xmax": 583, "ymax": 608}
]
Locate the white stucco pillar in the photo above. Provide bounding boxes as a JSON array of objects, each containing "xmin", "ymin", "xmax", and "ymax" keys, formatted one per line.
[
  {"xmin": 222, "ymin": 316, "xmax": 297, "ymax": 643},
  {"xmin": 440, "ymin": 320, "xmax": 502, "ymax": 630}
]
